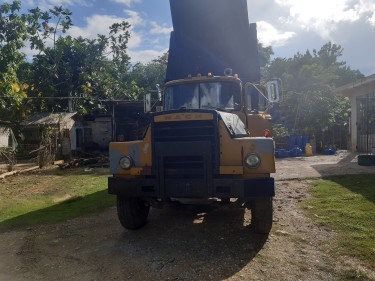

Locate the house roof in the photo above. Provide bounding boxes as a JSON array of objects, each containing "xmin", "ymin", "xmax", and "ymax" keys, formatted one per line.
[
  {"xmin": 24, "ymin": 112, "xmax": 78, "ymax": 126},
  {"xmin": 335, "ymin": 74, "xmax": 375, "ymax": 98}
]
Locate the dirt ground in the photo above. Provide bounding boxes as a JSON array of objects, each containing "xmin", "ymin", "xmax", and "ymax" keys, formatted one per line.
[
  {"xmin": 0, "ymin": 162, "xmax": 37, "ymax": 175},
  {"xmin": 0, "ymin": 151, "xmax": 374, "ymax": 281}
]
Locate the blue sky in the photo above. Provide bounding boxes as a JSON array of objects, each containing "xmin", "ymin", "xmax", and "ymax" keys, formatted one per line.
[{"xmin": 16, "ymin": 0, "xmax": 375, "ymax": 76}]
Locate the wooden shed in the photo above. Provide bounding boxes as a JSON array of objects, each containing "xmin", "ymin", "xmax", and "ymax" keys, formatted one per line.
[{"xmin": 23, "ymin": 112, "xmax": 84, "ymax": 158}]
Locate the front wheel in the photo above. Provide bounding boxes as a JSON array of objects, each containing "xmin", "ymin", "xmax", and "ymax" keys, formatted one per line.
[
  {"xmin": 250, "ymin": 197, "xmax": 273, "ymax": 234},
  {"xmin": 116, "ymin": 196, "xmax": 150, "ymax": 230}
]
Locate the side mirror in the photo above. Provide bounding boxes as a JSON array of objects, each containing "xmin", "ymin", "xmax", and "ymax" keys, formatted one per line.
[
  {"xmin": 156, "ymin": 84, "xmax": 162, "ymax": 101},
  {"xmin": 267, "ymin": 80, "xmax": 280, "ymax": 103},
  {"xmin": 144, "ymin": 93, "xmax": 151, "ymax": 113}
]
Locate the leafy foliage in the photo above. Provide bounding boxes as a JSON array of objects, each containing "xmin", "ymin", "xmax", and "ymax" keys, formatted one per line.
[
  {"xmin": 128, "ymin": 51, "xmax": 168, "ymax": 99},
  {"xmin": 264, "ymin": 42, "xmax": 364, "ymax": 137},
  {"xmin": 1, "ymin": 1, "xmax": 143, "ymax": 118},
  {"xmin": 258, "ymin": 42, "xmax": 274, "ymax": 78},
  {"xmin": 0, "ymin": 1, "xmax": 30, "ymax": 120},
  {"xmin": 23, "ymin": 9, "xmax": 135, "ymax": 114},
  {"xmin": 272, "ymin": 123, "xmax": 289, "ymax": 138}
]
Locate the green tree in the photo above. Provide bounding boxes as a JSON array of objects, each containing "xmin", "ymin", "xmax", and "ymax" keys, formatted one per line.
[
  {"xmin": 0, "ymin": 2, "xmax": 75, "ymax": 120},
  {"xmin": 267, "ymin": 42, "xmax": 364, "ymax": 137},
  {"xmin": 0, "ymin": 1, "xmax": 30, "ymax": 121},
  {"xmin": 21, "ymin": 6, "xmax": 135, "ymax": 114},
  {"xmin": 26, "ymin": 30, "xmax": 136, "ymax": 114},
  {"xmin": 0, "ymin": 0, "xmax": 138, "ymax": 116},
  {"xmin": 128, "ymin": 51, "xmax": 168, "ymax": 99},
  {"xmin": 258, "ymin": 42, "xmax": 274, "ymax": 78}
]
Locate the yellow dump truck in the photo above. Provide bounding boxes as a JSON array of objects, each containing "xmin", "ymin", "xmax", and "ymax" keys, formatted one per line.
[{"xmin": 108, "ymin": 74, "xmax": 279, "ymax": 233}]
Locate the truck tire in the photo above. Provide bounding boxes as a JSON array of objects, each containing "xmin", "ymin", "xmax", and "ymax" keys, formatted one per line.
[
  {"xmin": 117, "ymin": 196, "xmax": 150, "ymax": 230},
  {"xmin": 250, "ymin": 197, "xmax": 273, "ymax": 234}
]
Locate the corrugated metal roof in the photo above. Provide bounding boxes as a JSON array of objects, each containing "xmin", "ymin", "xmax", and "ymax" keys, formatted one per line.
[{"xmin": 24, "ymin": 112, "xmax": 78, "ymax": 126}]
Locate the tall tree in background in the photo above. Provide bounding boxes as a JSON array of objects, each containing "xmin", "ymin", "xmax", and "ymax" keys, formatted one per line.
[
  {"xmin": 1, "ymin": 1, "xmax": 139, "ymax": 118},
  {"xmin": 0, "ymin": 1, "xmax": 34, "ymax": 121},
  {"xmin": 128, "ymin": 51, "xmax": 168, "ymax": 99},
  {"xmin": 258, "ymin": 42, "xmax": 274, "ymax": 78},
  {"xmin": 264, "ymin": 42, "xmax": 363, "ymax": 138},
  {"xmin": 23, "ymin": 6, "xmax": 135, "ymax": 114}
]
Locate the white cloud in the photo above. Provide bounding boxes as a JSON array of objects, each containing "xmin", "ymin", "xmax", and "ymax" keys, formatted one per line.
[
  {"xmin": 111, "ymin": 0, "xmax": 141, "ymax": 7},
  {"xmin": 67, "ymin": 10, "xmax": 145, "ymax": 49},
  {"xmin": 257, "ymin": 21, "xmax": 296, "ymax": 47},
  {"xmin": 68, "ymin": 14, "xmax": 123, "ymax": 39},
  {"xmin": 22, "ymin": 5, "xmax": 170, "ymax": 64},
  {"xmin": 128, "ymin": 49, "xmax": 167, "ymax": 64},
  {"xmin": 124, "ymin": 9, "xmax": 144, "ymax": 26},
  {"xmin": 25, "ymin": 0, "xmax": 35, "ymax": 5},
  {"xmin": 274, "ymin": 0, "xmax": 375, "ymax": 38},
  {"xmin": 370, "ymin": 13, "xmax": 375, "ymax": 25},
  {"xmin": 149, "ymin": 21, "xmax": 172, "ymax": 35},
  {"xmin": 358, "ymin": 0, "xmax": 375, "ymax": 25},
  {"xmin": 21, "ymin": 42, "xmax": 40, "ymax": 61},
  {"xmin": 36, "ymin": 0, "xmax": 91, "ymax": 10}
]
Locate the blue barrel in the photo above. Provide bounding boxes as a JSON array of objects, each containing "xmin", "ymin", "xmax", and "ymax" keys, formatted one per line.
[
  {"xmin": 290, "ymin": 146, "xmax": 303, "ymax": 157},
  {"xmin": 278, "ymin": 149, "xmax": 287, "ymax": 158}
]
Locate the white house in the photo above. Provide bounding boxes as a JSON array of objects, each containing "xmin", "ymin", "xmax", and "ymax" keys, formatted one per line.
[{"xmin": 335, "ymin": 74, "xmax": 375, "ymax": 153}]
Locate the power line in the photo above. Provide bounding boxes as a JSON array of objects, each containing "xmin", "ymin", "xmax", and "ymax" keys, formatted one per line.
[{"xmin": 0, "ymin": 96, "xmax": 87, "ymax": 100}]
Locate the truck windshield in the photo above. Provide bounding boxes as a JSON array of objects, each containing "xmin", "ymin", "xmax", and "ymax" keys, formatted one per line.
[{"xmin": 164, "ymin": 82, "xmax": 241, "ymax": 111}]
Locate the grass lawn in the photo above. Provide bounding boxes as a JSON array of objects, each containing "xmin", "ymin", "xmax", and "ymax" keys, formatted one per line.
[
  {"xmin": 0, "ymin": 167, "xmax": 115, "ymax": 228},
  {"xmin": 302, "ymin": 174, "xmax": 375, "ymax": 269}
]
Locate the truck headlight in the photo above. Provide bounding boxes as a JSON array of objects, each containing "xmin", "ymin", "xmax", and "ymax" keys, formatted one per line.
[
  {"xmin": 119, "ymin": 156, "xmax": 133, "ymax": 170},
  {"xmin": 245, "ymin": 153, "xmax": 261, "ymax": 168}
]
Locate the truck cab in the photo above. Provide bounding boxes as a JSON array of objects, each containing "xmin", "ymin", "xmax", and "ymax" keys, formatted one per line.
[{"xmin": 108, "ymin": 74, "xmax": 278, "ymax": 233}]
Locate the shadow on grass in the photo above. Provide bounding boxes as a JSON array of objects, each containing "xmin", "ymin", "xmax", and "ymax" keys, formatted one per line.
[
  {"xmin": 305, "ymin": 173, "xmax": 375, "ymax": 269},
  {"xmin": 26, "ymin": 166, "xmax": 110, "ymax": 177},
  {"xmin": 322, "ymin": 174, "xmax": 375, "ymax": 205},
  {"xmin": 0, "ymin": 189, "xmax": 115, "ymax": 232}
]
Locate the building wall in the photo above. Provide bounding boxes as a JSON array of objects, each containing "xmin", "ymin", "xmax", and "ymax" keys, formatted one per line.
[
  {"xmin": 335, "ymin": 74, "xmax": 375, "ymax": 152},
  {"xmin": 356, "ymin": 92, "xmax": 375, "ymax": 153},
  {"xmin": 0, "ymin": 128, "xmax": 10, "ymax": 148},
  {"xmin": 350, "ymin": 96, "xmax": 357, "ymax": 152},
  {"xmin": 86, "ymin": 117, "xmax": 112, "ymax": 149},
  {"xmin": 59, "ymin": 118, "xmax": 76, "ymax": 157}
]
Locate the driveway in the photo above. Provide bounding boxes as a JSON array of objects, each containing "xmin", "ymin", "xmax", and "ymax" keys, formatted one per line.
[{"xmin": 274, "ymin": 150, "xmax": 375, "ymax": 180}]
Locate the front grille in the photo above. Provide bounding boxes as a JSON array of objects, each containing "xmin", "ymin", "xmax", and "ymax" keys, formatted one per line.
[
  {"xmin": 152, "ymin": 119, "xmax": 219, "ymax": 179},
  {"xmin": 153, "ymin": 120, "xmax": 216, "ymax": 143},
  {"xmin": 164, "ymin": 155, "xmax": 204, "ymax": 179}
]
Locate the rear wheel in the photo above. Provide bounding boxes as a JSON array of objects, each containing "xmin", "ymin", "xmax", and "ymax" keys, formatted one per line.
[
  {"xmin": 117, "ymin": 196, "xmax": 150, "ymax": 230},
  {"xmin": 250, "ymin": 197, "xmax": 273, "ymax": 234}
]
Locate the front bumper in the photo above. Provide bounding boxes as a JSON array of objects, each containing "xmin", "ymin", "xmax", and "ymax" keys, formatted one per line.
[{"xmin": 108, "ymin": 176, "xmax": 274, "ymax": 199}]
